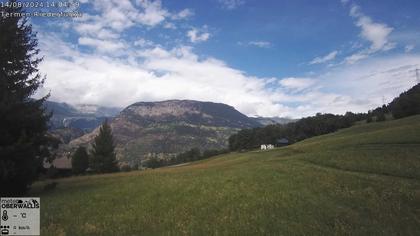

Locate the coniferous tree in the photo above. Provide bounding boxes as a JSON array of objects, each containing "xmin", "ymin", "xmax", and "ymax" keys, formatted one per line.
[
  {"xmin": 0, "ymin": 1, "xmax": 53, "ymax": 195},
  {"xmin": 71, "ymin": 146, "xmax": 89, "ymax": 174},
  {"xmin": 90, "ymin": 120, "xmax": 118, "ymax": 173}
]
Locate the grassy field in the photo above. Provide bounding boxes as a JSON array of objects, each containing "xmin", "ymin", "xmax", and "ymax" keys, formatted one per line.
[{"xmin": 32, "ymin": 115, "xmax": 420, "ymax": 235}]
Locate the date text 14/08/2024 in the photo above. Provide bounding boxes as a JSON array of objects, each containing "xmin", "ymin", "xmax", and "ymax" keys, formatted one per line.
[{"xmin": 1, "ymin": 1, "xmax": 80, "ymax": 9}]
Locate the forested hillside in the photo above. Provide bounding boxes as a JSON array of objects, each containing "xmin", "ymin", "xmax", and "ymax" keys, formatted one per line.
[{"xmin": 229, "ymin": 82, "xmax": 420, "ymax": 151}]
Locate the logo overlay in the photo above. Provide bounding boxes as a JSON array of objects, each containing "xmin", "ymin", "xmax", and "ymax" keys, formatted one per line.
[{"xmin": 0, "ymin": 198, "xmax": 40, "ymax": 235}]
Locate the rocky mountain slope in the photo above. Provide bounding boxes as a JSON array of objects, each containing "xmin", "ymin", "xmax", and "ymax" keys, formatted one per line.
[{"xmin": 70, "ymin": 100, "xmax": 261, "ymax": 166}]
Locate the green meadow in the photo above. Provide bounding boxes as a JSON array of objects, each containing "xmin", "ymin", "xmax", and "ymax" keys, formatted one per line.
[{"xmin": 33, "ymin": 115, "xmax": 420, "ymax": 235}]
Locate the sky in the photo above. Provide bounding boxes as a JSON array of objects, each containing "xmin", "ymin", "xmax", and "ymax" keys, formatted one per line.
[{"xmin": 24, "ymin": 0, "xmax": 420, "ymax": 118}]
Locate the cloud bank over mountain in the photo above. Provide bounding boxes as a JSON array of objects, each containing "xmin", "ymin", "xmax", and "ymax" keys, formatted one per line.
[{"xmin": 33, "ymin": 0, "xmax": 420, "ymax": 118}]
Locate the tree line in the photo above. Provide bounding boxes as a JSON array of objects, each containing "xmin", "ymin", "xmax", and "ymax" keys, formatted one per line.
[
  {"xmin": 143, "ymin": 148, "xmax": 229, "ymax": 169},
  {"xmin": 384, "ymin": 83, "xmax": 420, "ymax": 119},
  {"xmin": 228, "ymin": 112, "xmax": 367, "ymax": 151},
  {"xmin": 364, "ymin": 83, "xmax": 420, "ymax": 123},
  {"xmin": 229, "ymin": 82, "xmax": 420, "ymax": 151}
]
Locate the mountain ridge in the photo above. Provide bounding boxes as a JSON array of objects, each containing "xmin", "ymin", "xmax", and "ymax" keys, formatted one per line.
[
  {"xmin": 44, "ymin": 101, "xmax": 121, "ymax": 131},
  {"xmin": 68, "ymin": 100, "xmax": 261, "ymax": 166}
]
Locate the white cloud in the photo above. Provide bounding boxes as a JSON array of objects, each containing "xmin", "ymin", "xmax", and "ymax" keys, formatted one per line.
[
  {"xmin": 351, "ymin": 12, "xmax": 393, "ymax": 51},
  {"xmin": 133, "ymin": 38, "xmax": 155, "ymax": 47},
  {"xmin": 219, "ymin": 0, "xmax": 245, "ymax": 10},
  {"xmin": 405, "ymin": 44, "xmax": 415, "ymax": 53},
  {"xmin": 73, "ymin": 1, "xmax": 190, "ymax": 38},
  {"xmin": 163, "ymin": 22, "xmax": 176, "ymax": 29},
  {"xmin": 135, "ymin": 0, "xmax": 169, "ymax": 26},
  {"xmin": 279, "ymin": 78, "xmax": 316, "ymax": 92},
  {"xmin": 36, "ymin": 32, "xmax": 420, "ymax": 118},
  {"xmin": 344, "ymin": 51, "xmax": 369, "ymax": 64},
  {"xmin": 318, "ymin": 55, "xmax": 420, "ymax": 109},
  {"xmin": 33, "ymin": 1, "xmax": 420, "ymax": 119},
  {"xmin": 171, "ymin": 8, "xmax": 194, "ymax": 20},
  {"xmin": 138, "ymin": 46, "xmax": 171, "ymax": 58},
  {"xmin": 310, "ymin": 51, "xmax": 338, "ymax": 64},
  {"xmin": 344, "ymin": 4, "xmax": 395, "ymax": 64},
  {"xmin": 37, "ymin": 40, "xmax": 285, "ymax": 117},
  {"xmin": 78, "ymin": 37, "xmax": 126, "ymax": 53},
  {"xmin": 67, "ymin": 0, "xmax": 198, "ymax": 55},
  {"xmin": 38, "ymin": 30, "xmax": 420, "ymax": 119},
  {"xmin": 88, "ymin": 0, "xmax": 137, "ymax": 31},
  {"xmin": 248, "ymin": 41, "xmax": 272, "ymax": 48},
  {"xmin": 75, "ymin": 22, "xmax": 119, "ymax": 40},
  {"xmin": 187, "ymin": 27, "xmax": 211, "ymax": 43}
]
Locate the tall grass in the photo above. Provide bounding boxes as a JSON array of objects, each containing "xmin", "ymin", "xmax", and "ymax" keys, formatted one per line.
[{"xmin": 33, "ymin": 115, "xmax": 420, "ymax": 235}]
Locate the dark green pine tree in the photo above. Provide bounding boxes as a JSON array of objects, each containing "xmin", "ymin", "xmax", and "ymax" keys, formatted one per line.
[
  {"xmin": 0, "ymin": 2, "xmax": 54, "ymax": 195},
  {"xmin": 71, "ymin": 146, "xmax": 89, "ymax": 175},
  {"xmin": 90, "ymin": 120, "xmax": 118, "ymax": 173}
]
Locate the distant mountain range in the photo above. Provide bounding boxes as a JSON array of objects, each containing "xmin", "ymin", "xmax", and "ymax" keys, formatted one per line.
[
  {"xmin": 46, "ymin": 100, "xmax": 296, "ymax": 167},
  {"xmin": 44, "ymin": 101, "xmax": 121, "ymax": 131},
  {"xmin": 44, "ymin": 101, "xmax": 121, "ymax": 144}
]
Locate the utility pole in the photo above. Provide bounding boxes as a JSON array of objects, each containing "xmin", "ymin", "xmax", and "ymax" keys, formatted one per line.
[{"xmin": 416, "ymin": 68, "xmax": 420, "ymax": 83}]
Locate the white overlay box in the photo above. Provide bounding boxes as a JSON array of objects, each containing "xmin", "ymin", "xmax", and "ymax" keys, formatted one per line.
[{"xmin": 1, "ymin": 198, "xmax": 40, "ymax": 235}]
